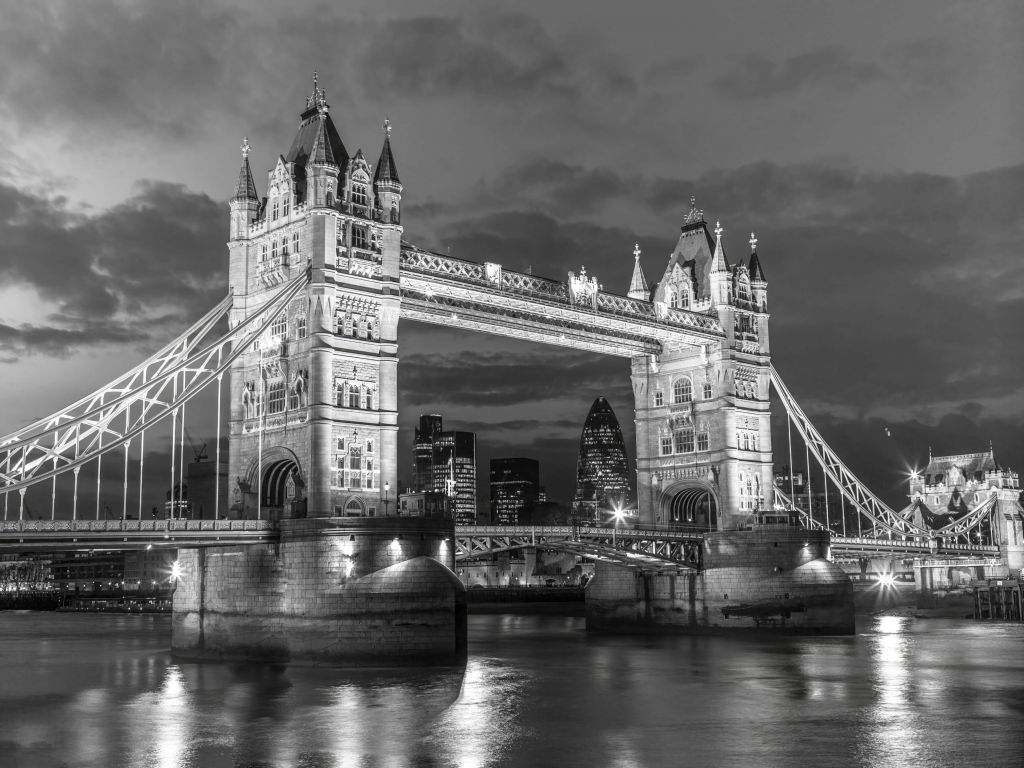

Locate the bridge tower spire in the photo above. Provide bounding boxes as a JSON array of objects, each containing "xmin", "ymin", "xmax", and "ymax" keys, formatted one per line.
[
  {"xmin": 631, "ymin": 201, "xmax": 773, "ymax": 530},
  {"xmin": 229, "ymin": 137, "xmax": 260, "ymax": 241},
  {"xmin": 225, "ymin": 76, "xmax": 401, "ymax": 520},
  {"xmin": 627, "ymin": 243, "xmax": 650, "ymax": 301}
]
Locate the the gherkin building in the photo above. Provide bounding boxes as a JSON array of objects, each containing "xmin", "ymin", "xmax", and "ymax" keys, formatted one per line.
[{"xmin": 575, "ymin": 397, "xmax": 631, "ymax": 521}]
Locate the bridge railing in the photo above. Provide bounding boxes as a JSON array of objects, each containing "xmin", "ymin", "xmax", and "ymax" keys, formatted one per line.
[
  {"xmin": 455, "ymin": 524, "xmax": 704, "ymax": 541},
  {"xmin": 0, "ymin": 519, "xmax": 275, "ymax": 534},
  {"xmin": 830, "ymin": 535, "xmax": 1000, "ymax": 555}
]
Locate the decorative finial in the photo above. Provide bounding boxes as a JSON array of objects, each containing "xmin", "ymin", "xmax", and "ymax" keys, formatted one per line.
[
  {"xmin": 714, "ymin": 220, "xmax": 723, "ymax": 240},
  {"xmin": 306, "ymin": 70, "xmax": 328, "ymax": 111},
  {"xmin": 749, "ymin": 232, "xmax": 757, "ymax": 252},
  {"xmin": 682, "ymin": 195, "xmax": 704, "ymax": 225},
  {"xmin": 383, "ymin": 116, "xmax": 392, "ymax": 136},
  {"xmin": 240, "ymin": 137, "xmax": 251, "ymax": 159},
  {"xmin": 580, "ymin": 265, "xmax": 587, "ymax": 278},
  {"xmin": 633, "ymin": 243, "xmax": 641, "ymax": 260}
]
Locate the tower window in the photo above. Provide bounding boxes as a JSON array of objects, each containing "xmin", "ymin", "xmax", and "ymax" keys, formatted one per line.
[
  {"xmin": 703, "ymin": 382, "xmax": 713, "ymax": 400},
  {"xmin": 266, "ymin": 381, "xmax": 285, "ymax": 415},
  {"xmin": 272, "ymin": 199, "xmax": 279, "ymax": 221},
  {"xmin": 673, "ymin": 377, "xmax": 692, "ymax": 404},
  {"xmin": 674, "ymin": 428, "xmax": 695, "ymax": 454},
  {"xmin": 352, "ymin": 226, "xmax": 369, "ymax": 250},
  {"xmin": 349, "ymin": 384, "xmax": 361, "ymax": 409},
  {"xmin": 661, "ymin": 435, "xmax": 673, "ymax": 456},
  {"xmin": 282, "ymin": 194, "xmax": 290, "ymax": 217},
  {"xmin": 697, "ymin": 431, "xmax": 709, "ymax": 451},
  {"xmin": 292, "ymin": 232, "xmax": 300, "ymax": 255},
  {"xmin": 678, "ymin": 287, "xmax": 690, "ymax": 309},
  {"xmin": 261, "ymin": 243, "xmax": 268, "ymax": 262},
  {"xmin": 654, "ymin": 391, "xmax": 664, "ymax": 407},
  {"xmin": 352, "ymin": 183, "xmax": 368, "ymax": 208},
  {"xmin": 296, "ymin": 316, "xmax": 306, "ymax": 339},
  {"xmin": 271, "ymin": 239, "xmax": 278, "ymax": 260},
  {"xmin": 270, "ymin": 315, "xmax": 287, "ymax": 338},
  {"xmin": 281, "ymin": 237, "xmax": 288, "ymax": 257},
  {"xmin": 364, "ymin": 387, "xmax": 374, "ymax": 410}
]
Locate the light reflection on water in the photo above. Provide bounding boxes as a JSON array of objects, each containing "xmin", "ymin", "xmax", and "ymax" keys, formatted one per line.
[{"xmin": 0, "ymin": 612, "xmax": 1023, "ymax": 767}]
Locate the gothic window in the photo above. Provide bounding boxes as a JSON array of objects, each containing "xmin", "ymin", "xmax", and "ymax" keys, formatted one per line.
[
  {"xmin": 336, "ymin": 381, "xmax": 346, "ymax": 407},
  {"xmin": 326, "ymin": 191, "xmax": 334, "ymax": 207},
  {"xmin": 678, "ymin": 285, "xmax": 690, "ymax": 309},
  {"xmin": 349, "ymin": 447, "xmax": 362, "ymax": 489},
  {"xmin": 667, "ymin": 289, "xmax": 678, "ymax": 309},
  {"xmin": 292, "ymin": 231, "xmax": 300, "ymax": 255},
  {"xmin": 282, "ymin": 193, "xmax": 290, "ymax": 218},
  {"xmin": 364, "ymin": 387, "xmax": 374, "ymax": 410},
  {"xmin": 266, "ymin": 381, "xmax": 286, "ymax": 415},
  {"xmin": 261, "ymin": 243, "xmax": 268, "ymax": 262},
  {"xmin": 348, "ymin": 384, "xmax": 361, "ymax": 409},
  {"xmin": 296, "ymin": 316, "xmax": 306, "ymax": 339},
  {"xmin": 738, "ymin": 278, "xmax": 751, "ymax": 302},
  {"xmin": 654, "ymin": 391, "xmax": 664, "ymax": 407},
  {"xmin": 673, "ymin": 377, "xmax": 693, "ymax": 404},
  {"xmin": 703, "ymin": 382, "xmax": 713, "ymax": 400},
  {"xmin": 661, "ymin": 435, "xmax": 672, "ymax": 456},
  {"xmin": 352, "ymin": 183, "xmax": 368, "ymax": 209},
  {"xmin": 281, "ymin": 237, "xmax": 289, "ymax": 257},
  {"xmin": 271, "ymin": 239, "xmax": 279, "ymax": 260},
  {"xmin": 270, "ymin": 315, "xmax": 287, "ymax": 338},
  {"xmin": 272, "ymin": 199, "xmax": 279, "ymax": 221},
  {"xmin": 352, "ymin": 226, "xmax": 369, "ymax": 250},
  {"xmin": 681, "ymin": 428, "xmax": 695, "ymax": 453},
  {"xmin": 742, "ymin": 434, "xmax": 750, "ymax": 451},
  {"xmin": 697, "ymin": 430, "xmax": 709, "ymax": 451},
  {"xmin": 390, "ymin": 205, "xmax": 399, "ymax": 224},
  {"xmin": 336, "ymin": 437, "xmax": 345, "ymax": 452},
  {"xmin": 366, "ymin": 439, "xmax": 374, "ymax": 454},
  {"xmin": 736, "ymin": 431, "xmax": 742, "ymax": 449},
  {"xmin": 289, "ymin": 383, "xmax": 299, "ymax": 410}
]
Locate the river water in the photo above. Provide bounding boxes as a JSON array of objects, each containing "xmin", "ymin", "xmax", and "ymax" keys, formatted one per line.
[{"xmin": 0, "ymin": 611, "xmax": 1022, "ymax": 768}]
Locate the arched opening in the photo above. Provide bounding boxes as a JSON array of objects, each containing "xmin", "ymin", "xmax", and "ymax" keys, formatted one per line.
[
  {"xmin": 663, "ymin": 485, "xmax": 718, "ymax": 531},
  {"xmin": 343, "ymin": 497, "xmax": 364, "ymax": 517},
  {"xmin": 261, "ymin": 458, "xmax": 300, "ymax": 509}
]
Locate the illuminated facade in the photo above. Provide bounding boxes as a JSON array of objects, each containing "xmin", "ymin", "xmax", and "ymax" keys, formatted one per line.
[
  {"xmin": 490, "ymin": 458, "xmax": 540, "ymax": 525},
  {"xmin": 413, "ymin": 414, "xmax": 443, "ymax": 492},
  {"xmin": 575, "ymin": 397, "xmax": 631, "ymax": 521},
  {"xmin": 432, "ymin": 431, "xmax": 478, "ymax": 525},
  {"xmin": 227, "ymin": 75, "xmax": 403, "ymax": 520}
]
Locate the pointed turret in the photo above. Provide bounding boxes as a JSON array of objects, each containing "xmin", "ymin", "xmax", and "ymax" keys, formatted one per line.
[
  {"xmin": 748, "ymin": 232, "xmax": 767, "ymax": 314},
  {"xmin": 748, "ymin": 232, "xmax": 766, "ymax": 283},
  {"xmin": 627, "ymin": 243, "xmax": 650, "ymax": 301},
  {"xmin": 710, "ymin": 220, "xmax": 730, "ymax": 273},
  {"xmin": 230, "ymin": 137, "xmax": 260, "ymax": 240},
  {"xmin": 373, "ymin": 117, "xmax": 403, "ymax": 225}
]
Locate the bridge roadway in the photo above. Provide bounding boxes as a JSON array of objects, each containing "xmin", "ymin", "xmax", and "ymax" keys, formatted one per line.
[{"xmin": 0, "ymin": 521, "xmax": 1000, "ymax": 565}]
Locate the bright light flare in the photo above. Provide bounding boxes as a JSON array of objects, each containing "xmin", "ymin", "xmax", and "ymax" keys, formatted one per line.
[
  {"xmin": 170, "ymin": 560, "xmax": 183, "ymax": 582},
  {"xmin": 877, "ymin": 573, "xmax": 896, "ymax": 588}
]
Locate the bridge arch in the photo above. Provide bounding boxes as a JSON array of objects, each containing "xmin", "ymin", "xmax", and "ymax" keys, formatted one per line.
[
  {"xmin": 245, "ymin": 447, "xmax": 305, "ymax": 516},
  {"xmin": 659, "ymin": 481, "xmax": 718, "ymax": 531}
]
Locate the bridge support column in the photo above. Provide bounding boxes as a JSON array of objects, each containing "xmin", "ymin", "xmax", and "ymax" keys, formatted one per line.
[
  {"xmin": 172, "ymin": 517, "xmax": 466, "ymax": 663},
  {"xmin": 586, "ymin": 527, "xmax": 853, "ymax": 633}
]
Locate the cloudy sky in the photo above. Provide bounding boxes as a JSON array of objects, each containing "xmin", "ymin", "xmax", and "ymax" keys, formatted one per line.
[{"xmin": 0, "ymin": 0, "xmax": 1021, "ymax": 513}]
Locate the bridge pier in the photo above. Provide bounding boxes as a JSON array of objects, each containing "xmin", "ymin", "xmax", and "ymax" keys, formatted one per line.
[
  {"xmin": 171, "ymin": 517, "xmax": 466, "ymax": 664},
  {"xmin": 586, "ymin": 526, "xmax": 854, "ymax": 633}
]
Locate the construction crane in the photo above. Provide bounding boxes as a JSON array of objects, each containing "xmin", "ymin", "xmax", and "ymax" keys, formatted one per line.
[{"xmin": 183, "ymin": 427, "xmax": 208, "ymax": 463}]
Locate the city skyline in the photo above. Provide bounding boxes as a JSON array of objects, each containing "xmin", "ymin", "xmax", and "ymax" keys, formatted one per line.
[{"xmin": 0, "ymin": 2, "xmax": 1019, "ymax": 513}]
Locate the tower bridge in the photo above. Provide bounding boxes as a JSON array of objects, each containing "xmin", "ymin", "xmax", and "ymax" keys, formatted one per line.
[{"xmin": 0, "ymin": 77, "xmax": 1020, "ymax": 658}]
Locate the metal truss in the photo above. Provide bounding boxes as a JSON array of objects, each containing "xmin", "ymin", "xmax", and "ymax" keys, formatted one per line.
[
  {"xmin": 769, "ymin": 366, "xmax": 929, "ymax": 537},
  {"xmin": 771, "ymin": 485, "xmax": 827, "ymax": 531},
  {"xmin": 913, "ymin": 493, "xmax": 999, "ymax": 539},
  {"xmin": 454, "ymin": 525, "xmax": 702, "ymax": 571},
  {"xmin": 399, "ymin": 248, "xmax": 724, "ymax": 355},
  {"xmin": 0, "ymin": 518, "xmax": 275, "ymax": 552},
  {"xmin": 0, "ymin": 272, "xmax": 310, "ymax": 493}
]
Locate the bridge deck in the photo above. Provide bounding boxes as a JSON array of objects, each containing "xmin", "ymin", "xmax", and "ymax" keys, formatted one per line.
[{"xmin": 0, "ymin": 519, "xmax": 276, "ymax": 551}]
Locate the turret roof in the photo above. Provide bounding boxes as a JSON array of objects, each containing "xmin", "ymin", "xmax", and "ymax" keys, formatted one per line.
[
  {"xmin": 234, "ymin": 152, "xmax": 258, "ymax": 201},
  {"xmin": 749, "ymin": 251, "xmax": 766, "ymax": 282},
  {"xmin": 306, "ymin": 113, "xmax": 338, "ymax": 166},
  {"xmin": 374, "ymin": 122, "xmax": 401, "ymax": 185},
  {"xmin": 627, "ymin": 244, "xmax": 650, "ymax": 300},
  {"xmin": 285, "ymin": 108, "xmax": 349, "ymax": 170}
]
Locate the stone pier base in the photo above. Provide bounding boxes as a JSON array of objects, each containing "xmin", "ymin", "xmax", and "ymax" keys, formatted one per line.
[
  {"xmin": 587, "ymin": 526, "xmax": 855, "ymax": 634},
  {"xmin": 172, "ymin": 517, "xmax": 466, "ymax": 664}
]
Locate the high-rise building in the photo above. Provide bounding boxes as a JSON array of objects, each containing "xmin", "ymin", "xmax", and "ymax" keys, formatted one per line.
[
  {"xmin": 490, "ymin": 458, "xmax": 540, "ymax": 525},
  {"xmin": 432, "ymin": 431, "xmax": 477, "ymax": 524},
  {"xmin": 413, "ymin": 414, "xmax": 443, "ymax": 492},
  {"xmin": 575, "ymin": 397, "xmax": 631, "ymax": 522}
]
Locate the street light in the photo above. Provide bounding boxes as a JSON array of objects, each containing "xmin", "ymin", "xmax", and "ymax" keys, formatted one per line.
[
  {"xmin": 384, "ymin": 481, "xmax": 391, "ymax": 516},
  {"xmin": 611, "ymin": 504, "xmax": 626, "ymax": 547}
]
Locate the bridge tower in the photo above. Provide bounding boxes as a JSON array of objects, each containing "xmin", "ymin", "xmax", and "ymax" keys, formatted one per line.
[
  {"xmin": 631, "ymin": 202, "xmax": 772, "ymax": 530},
  {"xmin": 226, "ymin": 77, "xmax": 402, "ymax": 520}
]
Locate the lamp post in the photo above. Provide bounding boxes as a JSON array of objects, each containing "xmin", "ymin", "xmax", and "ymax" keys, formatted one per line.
[
  {"xmin": 611, "ymin": 504, "xmax": 625, "ymax": 547},
  {"xmin": 384, "ymin": 481, "xmax": 391, "ymax": 517}
]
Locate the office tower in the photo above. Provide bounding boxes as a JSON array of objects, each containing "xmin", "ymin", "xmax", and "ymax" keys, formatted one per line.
[
  {"xmin": 575, "ymin": 396, "xmax": 631, "ymax": 521},
  {"xmin": 413, "ymin": 414, "xmax": 443, "ymax": 492},
  {"xmin": 490, "ymin": 458, "xmax": 540, "ymax": 525},
  {"xmin": 432, "ymin": 431, "xmax": 477, "ymax": 525}
]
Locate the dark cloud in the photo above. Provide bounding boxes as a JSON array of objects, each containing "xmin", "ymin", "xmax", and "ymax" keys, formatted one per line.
[
  {"xmin": 357, "ymin": 13, "xmax": 634, "ymax": 102},
  {"xmin": 715, "ymin": 47, "xmax": 881, "ymax": 99},
  {"xmin": 399, "ymin": 349, "xmax": 630, "ymax": 407},
  {"xmin": 0, "ymin": 179, "xmax": 224, "ymax": 359}
]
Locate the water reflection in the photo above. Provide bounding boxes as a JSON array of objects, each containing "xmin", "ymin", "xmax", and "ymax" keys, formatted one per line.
[{"xmin": 2, "ymin": 612, "xmax": 1024, "ymax": 767}]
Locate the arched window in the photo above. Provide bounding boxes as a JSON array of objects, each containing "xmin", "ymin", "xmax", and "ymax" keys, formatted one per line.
[
  {"xmin": 348, "ymin": 384, "xmax": 361, "ymax": 409},
  {"xmin": 697, "ymin": 430, "xmax": 709, "ymax": 451},
  {"xmin": 654, "ymin": 391, "xmax": 664, "ymax": 407},
  {"xmin": 271, "ymin": 239, "xmax": 278, "ymax": 260},
  {"xmin": 702, "ymin": 382, "xmax": 713, "ymax": 400},
  {"xmin": 272, "ymin": 199, "xmax": 279, "ymax": 221},
  {"xmin": 673, "ymin": 377, "xmax": 692, "ymax": 404},
  {"xmin": 281, "ymin": 237, "xmax": 289, "ymax": 258},
  {"xmin": 292, "ymin": 231, "xmax": 300, "ymax": 255},
  {"xmin": 667, "ymin": 289, "xmax": 678, "ymax": 309},
  {"xmin": 364, "ymin": 387, "xmax": 373, "ymax": 410},
  {"xmin": 352, "ymin": 183, "xmax": 368, "ymax": 208},
  {"xmin": 326, "ymin": 191, "xmax": 334, "ymax": 207},
  {"xmin": 296, "ymin": 316, "xmax": 306, "ymax": 339},
  {"xmin": 661, "ymin": 434, "xmax": 672, "ymax": 455},
  {"xmin": 678, "ymin": 285, "xmax": 690, "ymax": 309}
]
